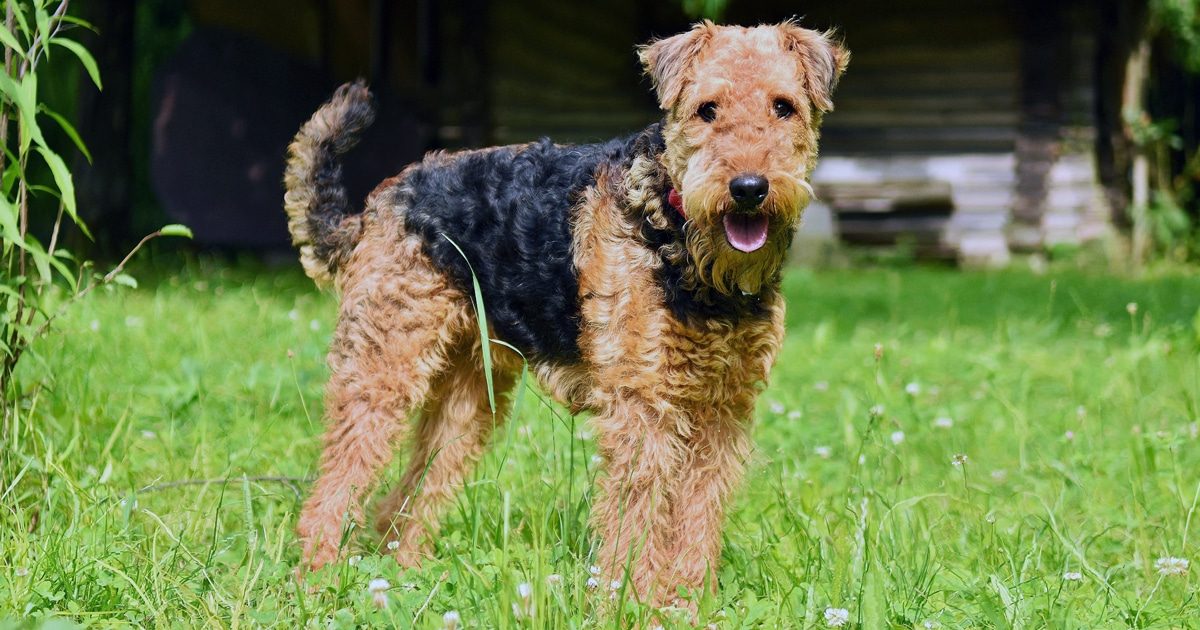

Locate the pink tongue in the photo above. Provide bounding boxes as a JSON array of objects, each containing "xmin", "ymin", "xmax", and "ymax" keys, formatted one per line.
[{"xmin": 723, "ymin": 214, "xmax": 770, "ymax": 252}]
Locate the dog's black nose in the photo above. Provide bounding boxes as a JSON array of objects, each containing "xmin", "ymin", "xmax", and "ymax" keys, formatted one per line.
[{"xmin": 729, "ymin": 175, "xmax": 769, "ymax": 206}]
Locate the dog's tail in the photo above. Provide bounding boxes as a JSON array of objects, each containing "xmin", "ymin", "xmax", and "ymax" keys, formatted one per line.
[{"xmin": 283, "ymin": 80, "xmax": 376, "ymax": 286}]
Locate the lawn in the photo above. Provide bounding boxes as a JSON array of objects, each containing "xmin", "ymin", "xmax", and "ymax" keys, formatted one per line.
[{"xmin": 2, "ymin": 259, "xmax": 1200, "ymax": 628}]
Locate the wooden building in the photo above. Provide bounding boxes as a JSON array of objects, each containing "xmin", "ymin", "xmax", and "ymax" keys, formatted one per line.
[{"xmin": 80, "ymin": 0, "xmax": 1144, "ymax": 262}]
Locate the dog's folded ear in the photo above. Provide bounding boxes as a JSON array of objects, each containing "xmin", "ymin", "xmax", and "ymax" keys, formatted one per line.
[
  {"xmin": 638, "ymin": 21, "xmax": 715, "ymax": 110},
  {"xmin": 778, "ymin": 23, "xmax": 849, "ymax": 113}
]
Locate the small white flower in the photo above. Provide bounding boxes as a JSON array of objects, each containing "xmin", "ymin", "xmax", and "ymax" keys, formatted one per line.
[
  {"xmin": 858, "ymin": 454, "xmax": 866, "ymax": 465},
  {"xmin": 1155, "ymin": 556, "xmax": 1189, "ymax": 576},
  {"xmin": 387, "ymin": 540, "xmax": 400, "ymax": 551},
  {"xmin": 873, "ymin": 343, "xmax": 884, "ymax": 360},
  {"xmin": 309, "ymin": 319, "xmax": 321, "ymax": 331},
  {"xmin": 769, "ymin": 400, "xmax": 786, "ymax": 414},
  {"xmin": 905, "ymin": 382, "xmax": 921, "ymax": 395},
  {"xmin": 890, "ymin": 431, "xmax": 905, "ymax": 445},
  {"xmin": 1063, "ymin": 571, "xmax": 1083, "ymax": 581},
  {"xmin": 1076, "ymin": 405, "xmax": 1087, "ymax": 418},
  {"xmin": 951, "ymin": 453, "xmax": 968, "ymax": 467},
  {"xmin": 787, "ymin": 410, "xmax": 803, "ymax": 420},
  {"xmin": 813, "ymin": 381, "xmax": 829, "ymax": 391},
  {"xmin": 933, "ymin": 416, "xmax": 954, "ymax": 429},
  {"xmin": 576, "ymin": 429, "xmax": 592, "ymax": 440},
  {"xmin": 1126, "ymin": 302, "xmax": 1138, "ymax": 315},
  {"xmin": 588, "ymin": 565, "xmax": 601, "ymax": 576},
  {"xmin": 991, "ymin": 469, "xmax": 1007, "ymax": 482},
  {"xmin": 1190, "ymin": 422, "xmax": 1199, "ymax": 440},
  {"xmin": 814, "ymin": 446, "xmax": 831, "ymax": 459},
  {"xmin": 868, "ymin": 404, "xmax": 885, "ymax": 418},
  {"xmin": 923, "ymin": 620, "xmax": 940, "ymax": 629},
  {"xmin": 14, "ymin": 567, "xmax": 28, "ymax": 577},
  {"xmin": 1064, "ymin": 430, "xmax": 1075, "ymax": 442},
  {"xmin": 368, "ymin": 578, "xmax": 389, "ymax": 608},
  {"xmin": 545, "ymin": 573, "xmax": 562, "ymax": 586},
  {"xmin": 517, "ymin": 425, "xmax": 532, "ymax": 437},
  {"xmin": 824, "ymin": 606, "xmax": 850, "ymax": 627},
  {"xmin": 287, "ymin": 309, "xmax": 299, "ymax": 321},
  {"xmin": 347, "ymin": 555, "xmax": 362, "ymax": 566},
  {"xmin": 517, "ymin": 582, "xmax": 533, "ymax": 600},
  {"xmin": 609, "ymin": 579, "xmax": 622, "ymax": 591},
  {"xmin": 586, "ymin": 576, "xmax": 600, "ymax": 589},
  {"xmin": 89, "ymin": 319, "xmax": 100, "ymax": 332},
  {"xmin": 590, "ymin": 454, "xmax": 603, "ymax": 465},
  {"xmin": 513, "ymin": 582, "xmax": 535, "ymax": 618},
  {"xmin": 140, "ymin": 430, "xmax": 156, "ymax": 439},
  {"xmin": 442, "ymin": 610, "xmax": 461, "ymax": 630}
]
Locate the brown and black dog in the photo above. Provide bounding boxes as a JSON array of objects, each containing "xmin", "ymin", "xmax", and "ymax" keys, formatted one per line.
[{"xmin": 284, "ymin": 20, "xmax": 846, "ymax": 606}]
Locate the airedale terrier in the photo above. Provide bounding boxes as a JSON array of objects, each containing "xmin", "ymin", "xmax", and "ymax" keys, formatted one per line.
[{"xmin": 283, "ymin": 20, "xmax": 847, "ymax": 604}]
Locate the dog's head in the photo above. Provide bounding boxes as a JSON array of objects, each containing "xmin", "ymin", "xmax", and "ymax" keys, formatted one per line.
[{"xmin": 639, "ymin": 21, "xmax": 847, "ymax": 295}]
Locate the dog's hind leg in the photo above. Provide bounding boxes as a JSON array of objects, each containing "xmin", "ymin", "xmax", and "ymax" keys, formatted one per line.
[
  {"xmin": 297, "ymin": 231, "xmax": 473, "ymax": 571},
  {"xmin": 373, "ymin": 341, "xmax": 518, "ymax": 566}
]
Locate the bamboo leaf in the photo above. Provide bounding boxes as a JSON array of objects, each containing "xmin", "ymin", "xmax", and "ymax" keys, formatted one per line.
[
  {"xmin": 14, "ymin": 75, "xmax": 46, "ymax": 152},
  {"xmin": 34, "ymin": 6, "xmax": 50, "ymax": 59},
  {"xmin": 0, "ymin": 22, "xmax": 24, "ymax": 57},
  {"xmin": 12, "ymin": 4, "xmax": 29, "ymax": 41},
  {"xmin": 51, "ymin": 39, "xmax": 101, "ymax": 90},
  {"xmin": 112, "ymin": 273, "xmax": 137, "ymax": 289},
  {"xmin": 39, "ymin": 105, "xmax": 91, "ymax": 162},
  {"xmin": 159, "ymin": 224, "xmax": 193, "ymax": 238},
  {"xmin": 35, "ymin": 146, "xmax": 90, "ymax": 240}
]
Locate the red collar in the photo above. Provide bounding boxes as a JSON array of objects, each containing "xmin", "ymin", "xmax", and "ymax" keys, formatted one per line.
[{"xmin": 667, "ymin": 187, "xmax": 686, "ymax": 219}]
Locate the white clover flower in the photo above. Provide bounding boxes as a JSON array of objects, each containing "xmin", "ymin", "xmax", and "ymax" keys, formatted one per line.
[
  {"xmin": 14, "ymin": 567, "xmax": 28, "ymax": 577},
  {"xmin": 1063, "ymin": 571, "xmax": 1083, "ymax": 581},
  {"xmin": 905, "ymin": 382, "xmax": 921, "ymax": 395},
  {"xmin": 368, "ymin": 578, "xmax": 389, "ymax": 608},
  {"xmin": 1064, "ymin": 430, "xmax": 1075, "ymax": 442},
  {"xmin": 868, "ymin": 404, "xmax": 885, "ymax": 418},
  {"xmin": 588, "ymin": 565, "xmax": 601, "ymax": 576},
  {"xmin": 513, "ymin": 582, "xmax": 535, "ymax": 618},
  {"xmin": 824, "ymin": 606, "xmax": 850, "ymax": 627},
  {"xmin": 387, "ymin": 540, "xmax": 400, "ymax": 551},
  {"xmin": 933, "ymin": 416, "xmax": 954, "ymax": 429},
  {"xmin": 1126, "ymin": 302, "xmax": 1138, "ymax": 315},
  {"xmin": 442, "ymin": 610, "xmax": 461, "ymax": 630},
  {"xmin": 609, "ymin": 579, "xmax": 622, "ymax": 591},
  {"xmin": 1076, "ymin": 405, "xmax": 1087, "ymax": 418},
  {"xmin": 309, "ymin": 319, "xmax": 321, "ymax": 331},
  {"xmin": 787, "ymin": 410, "xmax": 803, "ymax": 420},
  {"xmin": 590, "ymin": 454, "xmax": 602, "ymax": 465},
  {"xmin": 890, "ymin": 431, "xmax": 905, "ymax": 445},
  {"xmin": 140, "ymin": 430, "xmax": 156, "ymax": 439},
  {"xmin": 922, "ymin": 620, "xmax": 940, "ymax": 629},
  {"xmin": 545, "ymin": 573, "xmax": 562, "ymax": 586},
  {"xmin": 89, "ymin": 319, "xmax": 100, "ymax": 332},
  {"xmin": 586, "ymin": 576, "xmax": 600, "ymax": 589},
  {"xmin": 991, "ymin": 469, "xmax": 1007, "ymax": 482},
  {"xmin": 769, "ymin": 400, "xmax": 786, "ymax": 414},
  {"xmin": 951, "ymin": 453, "xmax": 968, "ymax": 467},
  {"xmin": 347, "ymin": 555, "xmax": 362, "ymax": 566},
  {"xmin": 814, "ymin": 446, "xmax": 831, "ymax": 459},
  {"xmin": 287, "ymin": 309, "xmax": 300, "ymax": 321},
  {"xmin": 1155, "ymin": 556, "xmax": 1189, "ymax": 576}
]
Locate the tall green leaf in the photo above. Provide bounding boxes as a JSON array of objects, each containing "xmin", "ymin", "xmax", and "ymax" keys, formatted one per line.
[
  {"xmin": 440, "ymin": 233, "xmax": 496, "ymax": 415},
  {"xmin": 0, "ymin": 22, "xmax": 24, "ymax": 57}
]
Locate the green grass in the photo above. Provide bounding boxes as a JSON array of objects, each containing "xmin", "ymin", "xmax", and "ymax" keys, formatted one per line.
[{"xmin": 3, "ymin": 260, "xmax": 1200, "ymax": 628}]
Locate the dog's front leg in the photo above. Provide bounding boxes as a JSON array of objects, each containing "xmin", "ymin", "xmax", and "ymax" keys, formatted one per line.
[{"xmin": 591, "ymin": 396, "xmax": 685, "ymax": 604}]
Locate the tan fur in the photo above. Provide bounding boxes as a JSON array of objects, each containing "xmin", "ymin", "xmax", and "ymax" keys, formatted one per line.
[{"xmin": 293, "ymin": 21, "xmax": 845, "ymax": 612}]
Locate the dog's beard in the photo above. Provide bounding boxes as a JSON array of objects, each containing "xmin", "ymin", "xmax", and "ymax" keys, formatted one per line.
[{"xmin": 681, "ymin": 173, "xmax": 810, "ymax": 296}]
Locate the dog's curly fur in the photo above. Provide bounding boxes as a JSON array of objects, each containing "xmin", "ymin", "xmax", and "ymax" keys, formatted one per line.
[{"xmin": 284, "ymin": 20, "xmax": 846, "ymax": 606}]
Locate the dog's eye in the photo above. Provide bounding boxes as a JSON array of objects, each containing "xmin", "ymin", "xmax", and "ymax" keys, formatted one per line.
[
  {"xmin": 773, "ymin": 98, "xmax": 796, "ymax": 119},
  {"xmin": 697, "ymin": 101, "xmax": 717, "ymax": 123}
]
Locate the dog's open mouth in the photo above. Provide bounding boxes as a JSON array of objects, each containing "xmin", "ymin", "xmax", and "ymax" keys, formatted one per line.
[{"xmin": 723, "ymin": 213, "xmax": 770, "ymax": 253}]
